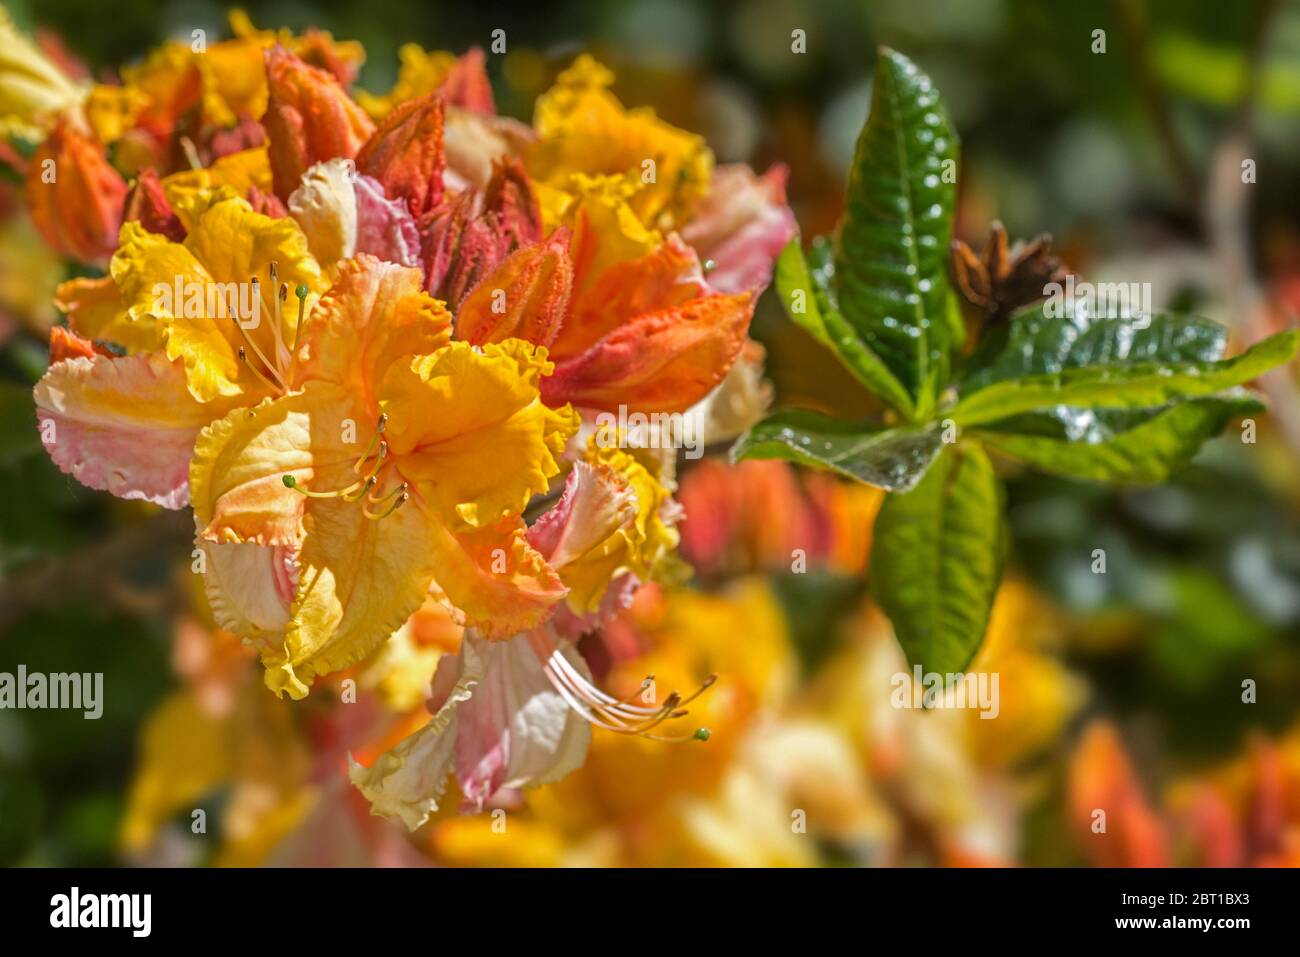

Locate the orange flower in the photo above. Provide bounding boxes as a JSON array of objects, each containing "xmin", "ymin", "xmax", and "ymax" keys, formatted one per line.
[{"xmin": 26, "ymin": 116, "xmax": 127, "ymax": 265}]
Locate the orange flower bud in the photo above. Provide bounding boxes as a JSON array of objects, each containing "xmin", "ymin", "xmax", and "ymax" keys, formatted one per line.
[
  {"xmin": 355, "ymin": 90, "xmax": 445, "ymax": 219},
  {"xmin": 122, "ymin": 167, "xmax": 184, "ymax": 241},
  {"xmin": 26, "ymin": 118, "xmax": 128, "ymax": 265},
  {"xmin": 263, "ymin": 46, "xmax": 374, "ymax": 200}
]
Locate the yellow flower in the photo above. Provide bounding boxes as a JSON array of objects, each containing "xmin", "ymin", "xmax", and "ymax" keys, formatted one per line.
[
  {"xmin": 160, "ymin": 147, "xmax": 274, "ymax": 216},
  {"xmin": 189, "ymin": 255, "xmax": 578, "ymax": 698},
  {"xmin": 34, "ymin": 191, "xmax": 323, "ymax": 509},
  {"xmin": 355, "ymin": 44, "xmax": 458, "ymax": 120},
  {"xmin": 83, "ymin": 83, "xmax": 150, "ymax": 145},
  {"xmin": 528, "ymin": 55, "xmax": 714, "ymax": 232}
]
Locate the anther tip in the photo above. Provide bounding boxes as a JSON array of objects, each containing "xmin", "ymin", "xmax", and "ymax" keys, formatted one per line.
[
  {"xmin": 693, "ymin": 727, "xmax": 711, "ymax": 742},
  {"xmin": 282, "ymin": 474, "xmax": 297, "ymax": 488}
]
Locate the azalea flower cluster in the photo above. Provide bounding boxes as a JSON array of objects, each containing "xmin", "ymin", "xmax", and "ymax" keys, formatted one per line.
[{"xmin": 8, "ymin": 11, "xmax": 794, "ymax": 820}]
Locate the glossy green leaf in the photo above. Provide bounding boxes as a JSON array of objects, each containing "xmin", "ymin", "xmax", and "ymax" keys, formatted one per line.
[
  {"xmin": 731, "ymin": 409, "xmax": 944, "ymax": 492},
  {"xmin": 835, "ymin": 48, "xmax": 960, "ymax": 413},
  {"xmin": 869, "ymin": 444, "xmax": 1005, "ymax": 673},
  {"xmin": 950, "ymin": 330, "xmax": 1298, "ymax": 427},
  {"xmin": 973, "ymin": 393, "xmax": 1262, "ymax": 484},
  {"xmin": 774, "ymin": 238, "xmax": 914, "ymax": 416},
  {"xmin": 963, "ymin": 304, "xmax": 1230, "ymax": 393}
]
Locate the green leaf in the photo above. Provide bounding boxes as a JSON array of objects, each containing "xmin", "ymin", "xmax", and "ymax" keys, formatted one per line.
[
  {"xmin": 731, "ymin": 409, "xmax": 944, "ymax": 492},
  {"xmin": 963, "ymin": 305, "xmax": 1230, "ymax": 392},
  {"xmin": 973, "ymin": 393, "xmax": 1262, "ymax": 484},
  {"xmin": 774, "ymin": 238, "xmax": 914, "ymax": 416},
  {"xmin": 835, "ymin": 48, "xmax": 960, "ymax": 414},
  {"xmin": 869, "ymin": 444, "xmax": 1005, "ymax": 673},
  {"xmin": 949, "ymin": 330, "xmax": 1299, "ymax": 427}
]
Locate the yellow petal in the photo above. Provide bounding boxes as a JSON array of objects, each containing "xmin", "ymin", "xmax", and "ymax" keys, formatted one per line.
[
  {"xmin": 161, "ymin": 147, "xmax": 274, "ymax": 218},
  {"xmin": 119, "ymin": 691, "xmax": 231, "ymax": 852},
  {"xmin": 0, "ymin": 8, "xmax": 86, "ymax": 137},
  {"xmin": 426, "ymin": 517, "xmax": 567, "ymax": 640},
  {"xmin": 55, "ymin": 275, "xmax": 161, "ymax": 353},
  {"xmin": 382, "ymin": 339, "xmax": 579, "ymax": 527},
  {"xmin": 191, "ymin": 385, "xmax": 359, "ymax": 546},
  {"xmin": 529, "ymin": 54, "xmax": 713, "ymax": 231},
  {"xmin": 292, "ymin": 254, "xmax": 451, "ymax": 400},
  {"xmin": 84, "ymin": 83, "xmax": 149, "ymax": 145},
  {"xmin": 274, "ymin": 473, "xmax": 443, "ymax": 699},
  {"xmin": 355, "ymin": 43, "xmax": 457, "ymax": 120},
  {"xmin": 588, "ymin": 440, "xmax": 682, "ymax": 585},
  {"xmin": 112, "ymin": 193, "xmax": 322, "ymax": 402}
]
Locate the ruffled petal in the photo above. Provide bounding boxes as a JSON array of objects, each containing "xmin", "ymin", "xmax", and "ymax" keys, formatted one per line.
[
  {"xmin": 291, "ymin": 254, "xmax": 450, "ymax": 400},
  {"xmin": 426, "ymin": 517, "xmax": 567, "ymax": 640},
  {"xmin": 34, "ymin": 350, "xmax": 234, "ymax": 508},
  {"xmin": 382, "ymin": 339, "xmax": 578, "ymax": 526},
  {"xmin": 273, "ymin": 473, "xmax": 443, "ymax": 698},
  {"xmin": 190, "ymin": 384, "xmax": 359, "ymax": 546},
  {"xmin": 529, "ymin": 54, "xmax": 712, "ymax": 230},
  {"xmin": 527, "ymin": 458, "xmax": 637, "ymax": 613},
  {"xmin": 55, "ymin": 276, "xmax": 162, "ymax": 353},
  {"xmin": 197, "ymin": 530, "xmax": 297, "ymax": 647}
]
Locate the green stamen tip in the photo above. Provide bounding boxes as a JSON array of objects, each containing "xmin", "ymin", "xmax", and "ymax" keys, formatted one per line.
[
  {"xmin": 295, "ymin": 283, "xmax": 309, "ymax": 300},
  {"xmin": 693, "ymin": 727, "xmax": 711, "ymax": 742},
  {"xmin": 282, "ymin": 474, "xmax": 296, "ymax": 488}
]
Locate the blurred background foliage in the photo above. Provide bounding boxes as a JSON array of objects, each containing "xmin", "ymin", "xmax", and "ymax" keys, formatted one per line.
[{"xmin": 2, "ymin": 0, "xmax": 1300, "ymax": 865}]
